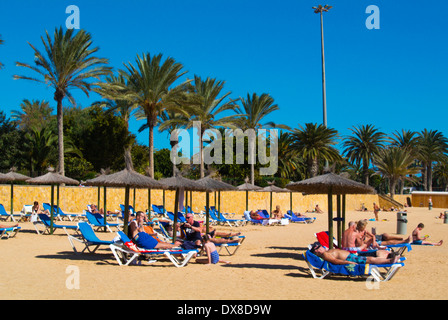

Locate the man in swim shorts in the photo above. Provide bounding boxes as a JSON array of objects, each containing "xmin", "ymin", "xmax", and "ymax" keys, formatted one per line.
[
  {"xmin": 310, "ymin": 242, "xmax": 400, "ymax": 265},
  {"xmin": 129, "ymin": 211, "xmax": 181, "ymax": 249}
]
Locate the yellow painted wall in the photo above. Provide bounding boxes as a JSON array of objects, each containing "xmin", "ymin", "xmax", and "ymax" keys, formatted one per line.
[{"xmin": 0, "ymin": 184, "xmax": 402, "ymax": 215}]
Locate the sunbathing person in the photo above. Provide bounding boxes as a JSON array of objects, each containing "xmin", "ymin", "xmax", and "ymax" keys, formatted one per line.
[
  {"xmin": 341, "ymin": 221, "xmax": 370, "ymax": 252},
  {"xmin": 412, "ymin": 223, "xmax": 443, "ymax": 246},
  {"xmin": 310, "ymin": 242, "xmax": 401, "ymax": 265},
  {"xmin": 355, "ymin": 220, "xmax": 381, "ymax": 249},
  {"xmin": 249, "ymin": 210, "xmax": 265, "ymax": 220},
  {"xmin": 0, "ymin": 222, "xmax": 19, "ymax": 228},
  {"xmin": 199, "ymin": 224, "xmax": 242, "ymax": 244},
  {"xmin": 272, "ymin": 205, "xmax": 284, "ymax": 219},
  {"xmin": 32, "ymin": 201, "xmax": 50, "ymax": 215},
  {"xmin": 129, "ymin": 211, "xmax": 182, "ymax": 249},
  {"xmin": 314, "ymin": 204, "xmax": 324, "ymax": 213}
]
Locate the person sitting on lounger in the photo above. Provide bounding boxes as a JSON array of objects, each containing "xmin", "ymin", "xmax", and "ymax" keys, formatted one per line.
[
  {"xmin": 32, "ymin": 201, "xmax": 50, "ymax": 215},
  {"xmin": 412, "ymin": 223, "xmax": 443, "ymax": 246},
  {"xmin": 310, "ymin": 242, "xmax": 400, "ymax": 265},
  {"xmin": 129, "ymin": 211, "xmax": 182, "ymax": 249},
  {"xmin": 341, "ymin": 221, "xmax": 370, "ymax": 252},
  {"xmin": 272, "ymin": 205, "xmax": 284, "ymax": 219}
]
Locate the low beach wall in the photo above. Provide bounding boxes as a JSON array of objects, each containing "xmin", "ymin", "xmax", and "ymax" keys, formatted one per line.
[{"xmin": 0, "ymin": 185, "xmax": 411, "ymax": 215}]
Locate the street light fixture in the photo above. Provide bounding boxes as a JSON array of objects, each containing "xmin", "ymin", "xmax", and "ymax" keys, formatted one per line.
[{"xmin": 312, "ymin": 4, "xmax": 332, "ymax": 128}]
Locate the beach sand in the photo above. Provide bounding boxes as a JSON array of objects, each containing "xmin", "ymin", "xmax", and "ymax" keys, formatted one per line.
[{"xmin": 1, "ymin": 207, "xmax": 447, "ymax": 300}]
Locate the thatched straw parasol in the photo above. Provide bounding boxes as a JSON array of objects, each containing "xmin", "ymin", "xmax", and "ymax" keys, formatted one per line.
[
  {"xmin": 84, "ymin": 153, "xmax": 165, "ymax": 235},
  {"xmin": 0, "ymin": 168, "xmax": 30, "ymax": 216},
  {"xmin": 197, "ymin": 176, "xmax": 236, "ymax": 232},
  {"xmin": 159, "ymin": 171, "xmax": 209, "ymax": 242},
  {"xmin": 26, "ymin": 168, "xmax": 79, "ymax": 234},
  {"xmin": 286, "ymin": 172, "xmax": 375, "ymax": 248},
  {"xmin": 258, "ymin": 181, "xmax": 289, "ymax": 216},
  {"xmin": 237, "ymin": 178, "xmax": 262, "ymax": 211}
]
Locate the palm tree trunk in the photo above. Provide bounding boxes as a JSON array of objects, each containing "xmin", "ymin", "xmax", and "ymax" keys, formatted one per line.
[
  {"xmin": 148, "ymin": 122, "xmax": 154, "ymax": 178},
  {"xmin": 55, "ymin": 93, "xmax": 64, "ymax": 176},
  {"xmin": 427, "ymin": 162, "xmax": 433, "ymax": 191}
]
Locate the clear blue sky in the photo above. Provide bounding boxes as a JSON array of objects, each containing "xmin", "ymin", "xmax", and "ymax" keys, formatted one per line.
[{"xmin": 1, "ymin": 0, "xmax": 447, "ymax": 152}]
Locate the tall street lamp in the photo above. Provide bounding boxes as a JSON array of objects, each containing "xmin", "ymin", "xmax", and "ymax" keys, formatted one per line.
[{"xmin": 313, "ymin": 4, "xmax": 332, "ymax": 128}]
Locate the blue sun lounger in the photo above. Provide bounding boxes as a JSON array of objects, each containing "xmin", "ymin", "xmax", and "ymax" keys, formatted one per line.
[
  {"xmin": 35, "ymin": 213, "xmax": 79, "ymax": 235},
  {"xmin": 86, "ymin": 212, "xmax": 121, "ymax": 232},
  {"xmin": 286, "ymin": 210, "xmax": 316, "ymax": 224},
  {"xmin": 109, "ymin": 231, "xmax": 198, "ymax": 267},
  {"xmin": 302, "ymin": 249, "xmax": 405, "ymax": 282},
  {"xmin": 0, "ymin": 203, "xmax": 23, "ymax": 222},
  {"xmin": 0, "ymin": 226, "xmax": 21, "ymax": 239},
  {"xmin": 67, "ymin": 222, "xmax": 115, "ymax": 253}
]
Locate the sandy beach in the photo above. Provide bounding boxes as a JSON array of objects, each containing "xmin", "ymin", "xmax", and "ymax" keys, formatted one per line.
[{"xmin": 1, "ymin": 206, "xmax": 447, "ymax": 300}]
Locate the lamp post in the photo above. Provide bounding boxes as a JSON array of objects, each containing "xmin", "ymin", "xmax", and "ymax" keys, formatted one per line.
[{"xmin": 312, "ymin": 4, "xmax": 332, "ymax": 128}]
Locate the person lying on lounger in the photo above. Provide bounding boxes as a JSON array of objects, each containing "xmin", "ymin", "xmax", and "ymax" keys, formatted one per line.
[
  {"xmin": 199, "ymin": 224, "xmax": 242, "ymax": 244},
  {"xmin": 412, "ymin": 223, "xmax": 443, "ymax": 246},
  {"xmin": 0, "ymin": 222, "xmax": 19, "ymax": 229},
  {"xmin": 310, "ymin": 242, "xmax": 401, "ymax": 265},
  {"xmin": 249, "ymin": 210, "xmax": 264, "ymax": 220},
  {"xmin": 129, "ymin": 211, "xmax": 182, "ymax": 249}
]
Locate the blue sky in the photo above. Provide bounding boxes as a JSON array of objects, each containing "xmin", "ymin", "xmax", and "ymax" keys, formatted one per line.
[{"xmin": 0, "ymin": 0, "xmax": 447, "ymax": 153}]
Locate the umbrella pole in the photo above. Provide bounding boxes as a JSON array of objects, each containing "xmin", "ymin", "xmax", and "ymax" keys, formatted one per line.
[
  {"xmin": 97, "ymin": 186, "xmax": 101, "ymax": 209},
  {"xmin": 270, "ymin": 192, "xmax": 273, "ymax": 217},
  {"xmin": 163, "ymin": 190, "xmax": 166, "ymax": 213},
  {"xmin": 190, "ymin": 191, "xmax": 192, "ymax": 212},
  {"xmin": 133, "ymin": 188, "xmax": 136, "ymax": 211},
  {"xmin": 336, "ymin": 195, "xmax": 342, "ymax": 247},
  {"xmin": 342, "ymin": 194, "xmax": 346, "ymax": 232},
  {"xmin": 218, "ymin": 191, "xmax": 221, "ymax": 215},
  {"xmin": 57, "ymin": 184, "xmax": 60, "ymax": 216},
  {"xmin": 123, "ymin": 187, "xmax": 130, "ymax": 235},
  {"xmin": 103, "ymin": 187, "xmax": 107, "ymax": 232},
  {"xmin": 290, "ymin": 192, "xmax": 293, "ymax": 213},
  {"xmin": 50, "ymin": 184, "xmax": 55, "ymax": 235},
  {"xmin": 206, "ymin": 192, "xmax": 210, "ymax": 234},
  {"xmin": 185, "ymin": 190, "xmax": 188, "ymax": 212},
  {"xmin": 327, "ymin": 187, "xmax": 333, "ymax": 249},
  {"xmin": 246, "ymin": 191, "xmax": 249, "ymax": 211},
  {"xmin": 10, "ymin": 182, "xmax": 13, "ymax": 216},
  {"xmin": 173, "ymin": 188, "xmax": 179, "ymax": 243},
  {"xmin": 148, "ymin": 189, "xmax": 151, "ymax": 219}
]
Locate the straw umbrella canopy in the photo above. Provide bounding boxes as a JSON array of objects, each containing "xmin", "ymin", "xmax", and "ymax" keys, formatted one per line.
[
  {"xmin": 258, "ymin": 181, "xmax": 289, "ymax": 216},
  {"xmin": 159, "ymin": 172, "xmax": 209, "ymax": 242},
  {"xmin": 84, "ymin": 164, "xmax": 165, "ymax": 235},
  {"xmin": 197, "ymin": 176, "xmax": 236, "ymax": 230},
  {"xmin": 237, "ymin": 178, "xmax": 262, "ymax": 211},
  {"xmin": 0, "ymin": 168, "xmax": 30, "ymax": 216},
  {"xmin": 286, "ymin": 172, "xmax": 375, "ymax": 248},
  {"xmin": 26, "ymin": 168, "xmax": 79, "ymax": 234}
]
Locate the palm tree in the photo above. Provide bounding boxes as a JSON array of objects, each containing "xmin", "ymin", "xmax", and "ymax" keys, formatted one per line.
[
  {"xmin": 417, "ymin": 129, "xmax": 448, "ymax": 191},
  {"xmin": 373, "ymin": 146, "xmax": 420, "ymax": 198},
  {"xmin": 116, "ymin": 53, "xmax": 187, "ymax": 178},
  {"xmin": 175, "ymin": 75, "xmax": 240, "ymax": 178},
  {"xmin": 342, "ymin": 124, "xmax": 387, "ymax": 185},
  {"xmin": 433, "ymin": 161, "xmax": 448, "ymax": 191},
  {"xmin": 290, "ymin": 123, "xmax": 341, "ymax": 178},
  {"xmin": 14, "ymin": 27, "xmax": 111, "ymax": 176},
  {"xmin": 11, "ymin": 99, "xmax": 53, "ymax": 132},
  {"xmin": 275, "ymin": 131, "xmax": 303, "ymax": 180},
  {"xmin": 236, "ymin": 93, "xmax": 288, "ymax": 184},
  {"xmin": 158, "ymin": 109, "xmax": 191, "ymax": 175}
]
